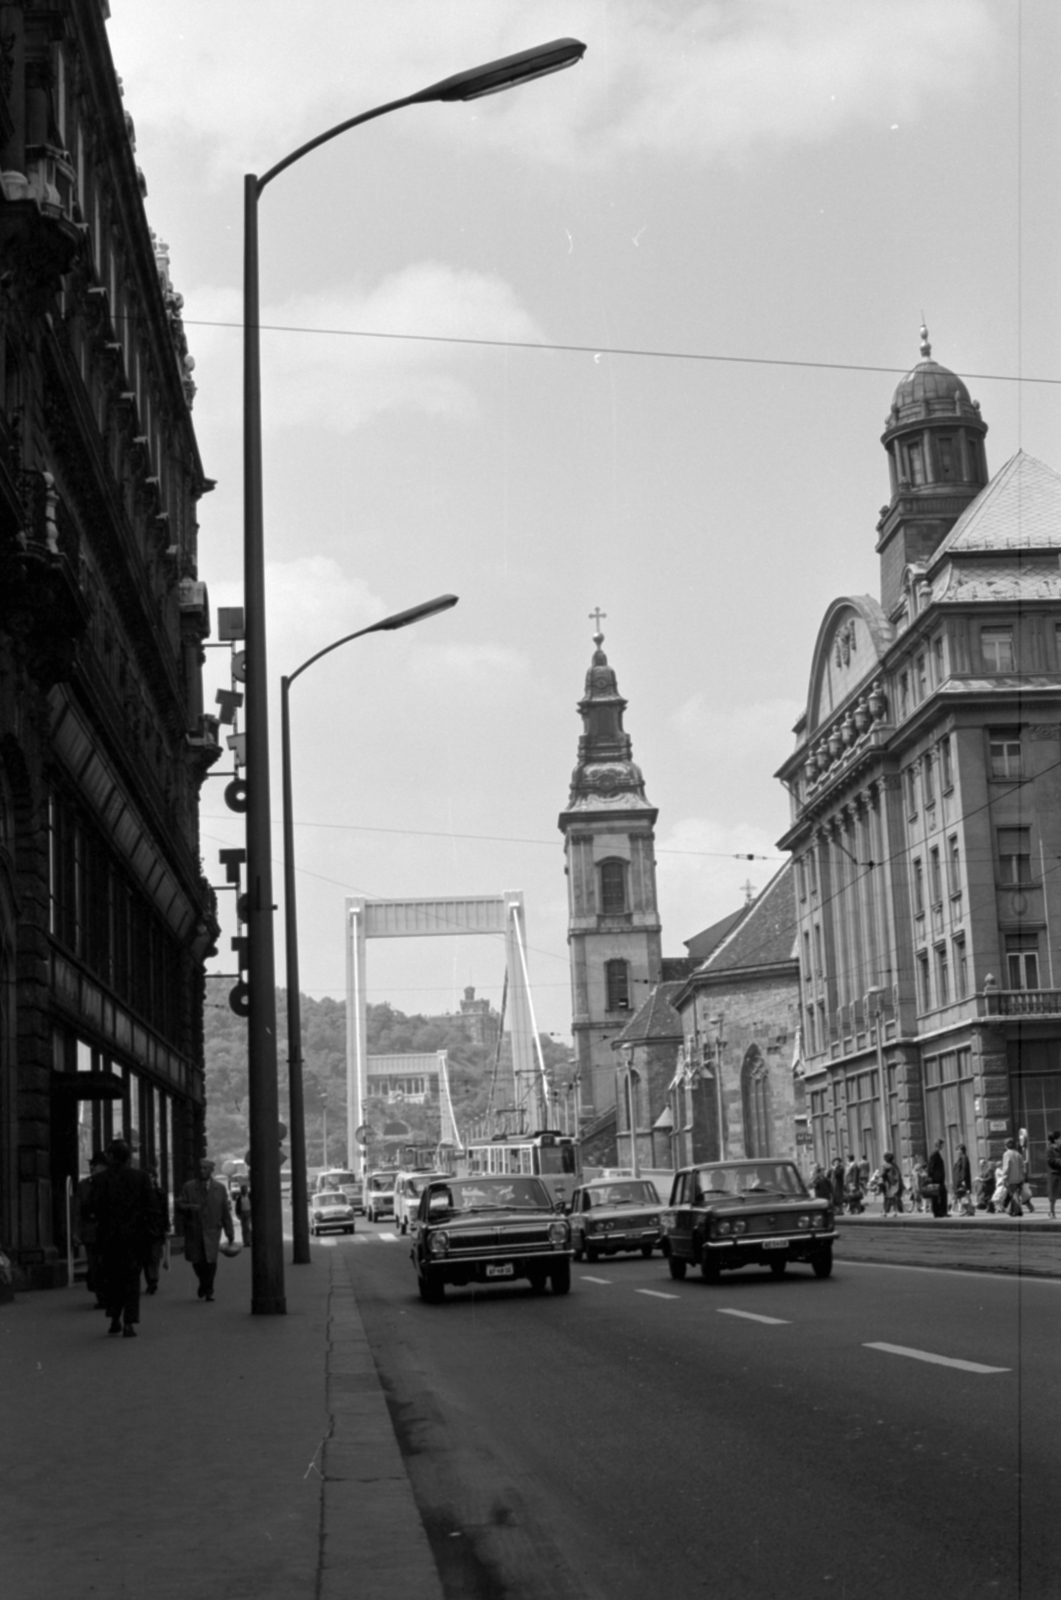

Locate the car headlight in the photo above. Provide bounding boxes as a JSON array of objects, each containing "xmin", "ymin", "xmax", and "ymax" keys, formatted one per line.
[
  {"xmin": 548, "ymin": 1220, "xmax": 569, "ymax": 1246},
  {"xmin": 797, "ymin": 1215, "xmax": 810, "ymax": 1229},
  {"xmin": 715, "ymin": 1219, "xmax": 732, "ymax": 1236},
  {"xmin": 810, "ymin": 1213, "xmax": 824, "ymax": 1229},
  {"xmin": 587, "ymin": 1219, "xmax": 603, "ymax": 1233},
  {"xmin": 427, "ymin": 1231, "xmax": 450, "ymax": 1257},
  {"xmin": 733, "ymin": 1219, "xmax": 747, "ymax": 1235},
  {"xmin": 649, "ymin": 1215, "xmax": 660, "ymax": 1227}
]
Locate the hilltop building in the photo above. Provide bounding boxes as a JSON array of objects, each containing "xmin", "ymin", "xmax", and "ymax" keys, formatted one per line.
[
  {"xmin": 0, "ymin": 6, "xmax": 217, "ymax": 1287},
  {"xmin": 777, "ymin": 327, "xmax": 1061, "ymax": 1181}
]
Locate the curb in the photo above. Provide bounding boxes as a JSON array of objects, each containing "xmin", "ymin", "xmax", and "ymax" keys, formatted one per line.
[{"xmin": 320, "ymin": 1252, "xmax": 443, "ymax": 1600}]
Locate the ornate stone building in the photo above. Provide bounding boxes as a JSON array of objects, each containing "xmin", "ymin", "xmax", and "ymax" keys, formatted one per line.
[
  {"xmin": 776, "ymin": 328, "xmax": 1061, "ymax": 1183},
  {"xmin": 0, "ymin": 3, "xmax": 218, "ymax": 1287},
  {"xmin": 558, "ymin": 629, "xmax": 662, "ymax": 1117}
]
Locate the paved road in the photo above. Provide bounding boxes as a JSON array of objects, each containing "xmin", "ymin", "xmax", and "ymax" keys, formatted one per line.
[{"xmin": 333, "ymin": 1224, "xmax": 1059, "ymax": 1600}]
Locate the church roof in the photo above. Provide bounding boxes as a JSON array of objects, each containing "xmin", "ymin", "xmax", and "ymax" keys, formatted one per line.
[
  {"xmin": 683, "ymin": 906, "xmax": 748, "ymax": 961},
  {"xmin": 612, "ymin": 981, "xmax": 684, "ymax": 1047},
  {"xmin": 930, "ymin": 450, "xmax": 1061, "ymax": 560},
  {"xmin": 695, "ymin": 862, "xmax": 797, "ymax": 977}
]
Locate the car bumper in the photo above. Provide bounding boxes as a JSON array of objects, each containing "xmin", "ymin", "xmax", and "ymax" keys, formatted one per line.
[
  {"xmin": 312, "ymin": 1220, "xmax": 354, "ymax": 1232},
  {"xmin": 703, "ymin": 1230, "xmax": 836, "ymax": 1259},
  {"xmin": 582, "ymin": 1230, "xmax": 661, "ymax": 1253},
  {"xmin": 417, "ymin": 1247, "xmax": 573, "ymax": 1285}
]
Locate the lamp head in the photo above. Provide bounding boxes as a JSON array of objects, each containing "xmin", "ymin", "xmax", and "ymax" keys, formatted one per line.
[{"xmin": 417, "ymin": 38, "xmax": 586, "ymax": 103}]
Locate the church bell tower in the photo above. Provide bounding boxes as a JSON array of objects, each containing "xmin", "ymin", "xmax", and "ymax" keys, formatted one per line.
[{"xmin": 558, "ymin": 620, "xmax": 662, "ymax": 1118}]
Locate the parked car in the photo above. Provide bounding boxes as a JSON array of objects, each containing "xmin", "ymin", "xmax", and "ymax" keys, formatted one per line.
[
  {"xmin": 568, "ymin": 1178, "xmax": 663, "ymax": 1261},
  {"xmin": 364, "ymin": 1171, "xmax": 397, "ymax": 1223},
  {"xmin": 410, "ymin": 1175, "xmax": 573, "ymax": 1302},
  {"xmin": 662, "ymin": 1159, "xmax": 835, "ymax": 1282},
  {"xmin": 310, "ymin": 1190, "xmax": 356, "ymax": 1236},
  {"xmin": 393, "ymin": 1170, "xmax": 449, "ymax": 1235},
  {"xmin": 316, "ymin": 1169, "xmax": 364, "ymax": 1213}
]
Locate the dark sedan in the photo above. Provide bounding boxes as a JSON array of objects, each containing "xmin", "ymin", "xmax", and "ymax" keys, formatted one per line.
[
  {"xmin": 662, "ymin": 1159, "xmax": 835, "ymax": 1282},
  {"xmin": 411, "ymin": 1176, "xmax": 573, "ymax": 1302},
  {"xmin": 568, "ymin": 1179, "xmax": 662, "ymax": 1261}
]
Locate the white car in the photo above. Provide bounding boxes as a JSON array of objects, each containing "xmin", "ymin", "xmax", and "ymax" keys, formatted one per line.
[
  {"xmin": 364, "ymin": 1172, "xmax": 397, "ymax": 1224},
  {"xmin": 393, "ymin": 1171, "xmax": 450, "ymax": 1235},
  {"xmin": 310, "ymin": 1191, "xmax": 356, "ymax": 1236}
]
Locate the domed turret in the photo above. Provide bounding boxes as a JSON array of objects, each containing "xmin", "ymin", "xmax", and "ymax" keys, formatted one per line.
[
  {"xmin": 876, "ymin": 325, "xmax": 989, "ymax": 617},
  {"xmin": 564, "ymin": 628, "xmax": 651, "ymax": 809}
]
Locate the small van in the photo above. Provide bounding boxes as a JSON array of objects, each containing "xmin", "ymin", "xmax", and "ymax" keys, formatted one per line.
[
  {"xmin": 316, "ymin": 1169, "xmax": 363, "ymax": 1214},
  {"xmin": 364, "ymin": 1171, "xmax": 397, "ymax": 1224},
  {"xmin": 393, "ymin": 1171, "xmax": 449, "ymax": 1235}
]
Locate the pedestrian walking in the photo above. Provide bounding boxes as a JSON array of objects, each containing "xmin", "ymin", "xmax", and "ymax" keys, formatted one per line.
[
  {"xmin": 858, "ymin": 1152, "xmax": 871, "ymax": 1192},
  {"xmin": 142, "ymin": 1160, "xmax": 170, "ymax": 1295},
  {"xmin": 998, "ymin": 1138, "xmax": 1025, "ymax": 1217},
  {"xmin": 844, "ymin": 1153, "xmax": 864, "ymax": 1214},
  {"xmin": 880, "ymin": 1152, "xmax": 904, "ymax": 1216},
  {"xmin": 908, "ymin": 1155, "xmax": 927, "ymax": 1213},
  {"xmin": 75, "ymin": 1150, "xmax": 110, "ymax": 1308},
  {"xmin": 176, "ymin": 1158, "xmax": 235, "ymax": 1301},
  {"xmin": 830, "ymin": 1157, "xmax": 846, "ymax": 1212},
  {"xmin": 91, "ymin": 1139, "xmax": 156, "ymax": 1338},
  {"xmin": 952, "ymin": 1143, "xmax": 973, "ymax": 1216},
  {"xmin": 925, "ymin": 1139, "xmax": 949, "ymax": 1218},
  {"xmin": 976, "ymin": 1154, "xmax": 997, "ymax": 1212},
  {"xmin": 1046, "ymin": 1132, "xmax": 1061, "ymax": 1219},
  {"xmin": 809, "ymin": 1164, "xmax": 833, "ymax": 1201},
  {"xmin": 235, "ymin": 1182, "xmax": 252, "ymax": 1246}
]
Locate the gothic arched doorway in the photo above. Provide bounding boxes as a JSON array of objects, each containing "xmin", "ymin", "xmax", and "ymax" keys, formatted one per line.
[{"xmin": 741, "ymin": 1045, "xmax": 772, "ymax": 1158}]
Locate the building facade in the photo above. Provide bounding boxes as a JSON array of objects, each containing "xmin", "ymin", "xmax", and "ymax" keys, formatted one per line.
[
  {"xmin": 777, "ymin": 329, "xmax": 1061, "ymax": 1185},
  {"xmin": 0, "ymin": 4, "xmax": 218, "ymax": 1287},
  {"xmin": 558, "ymin": 629, "xmax": 663, "ymax": 1117}
]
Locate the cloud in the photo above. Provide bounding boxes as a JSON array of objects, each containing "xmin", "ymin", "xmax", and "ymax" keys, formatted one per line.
[
  {"xmin": 208, "ymin": 556, "xmax": 384, "ymax": 667},
  {"xmin": 670, "ymin": 694, "xmax": 803, "ymax": 767},
  {"xmin": 184, "ymin": 264, "xmax": 542, "ymax": 436},
  {"xmin": 407, "ymin": 640, "xmax": 530, "ymax": 692},
  {"xmin": 656, "ymin": 815, "xmax": 789, "ymax": 949},
  {"xmin": 110, "ymin": 0, "xmax": 998, "ymax": 177}
]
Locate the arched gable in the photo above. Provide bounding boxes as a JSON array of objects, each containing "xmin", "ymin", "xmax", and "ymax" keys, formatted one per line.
[{"xmin": 806, "ymin": 595, "xmax": 893, "ymax": 735}]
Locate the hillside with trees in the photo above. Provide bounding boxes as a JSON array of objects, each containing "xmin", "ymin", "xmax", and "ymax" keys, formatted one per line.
[{"xmin": 202, "ymin": 978, "xmax": 573, "ymax": 1168}]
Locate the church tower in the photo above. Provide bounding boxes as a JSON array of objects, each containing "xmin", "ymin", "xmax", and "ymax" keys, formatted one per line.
[
  {"xmin": 558, "ymin": 622, "xmax": 662, "ymax": 1118},
  {"xmin": 875, "ymin": 322, "xmax": 989, "ymax": 616}
]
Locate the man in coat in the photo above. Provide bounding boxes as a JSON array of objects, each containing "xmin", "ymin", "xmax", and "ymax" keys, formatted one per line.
[
  {"xmin": 92, "ymin": 1139, "xmax": 156, "ymax": 1337},
  {"xmin": 176, "ymin": 1158, "xmax": 235, "ymax": 1301},
  {"xmin": 925, "ymin": 1139, "xmax": 949, "ymax": 1218},
  {"xmin": 75, "ymin": 1149, "xmax": 110, "ymax": 1308}
]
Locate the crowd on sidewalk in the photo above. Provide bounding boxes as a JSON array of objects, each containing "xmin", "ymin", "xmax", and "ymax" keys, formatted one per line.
[
  {"xmin": 75, "ymin": 1143, "xmax": 244, "ymax": 1336},
  {"xmin": 808, "ymin": 1129, "xmax": 1061, "ymax": 1221}
]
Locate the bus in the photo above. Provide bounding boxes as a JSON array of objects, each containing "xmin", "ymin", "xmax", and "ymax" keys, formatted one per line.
[{"xmin": 463, "ymin": 1130, "xmax": 580, "ymax": 1207}]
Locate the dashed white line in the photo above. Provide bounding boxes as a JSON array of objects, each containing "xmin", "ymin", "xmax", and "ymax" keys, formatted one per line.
[
  {"xmin": 717, "ymin": 1308, "xmax": 791, "ymax": 1326},
  {"xmin": 864, "ymin": 1342, "xmax": 1010, "ymax": 1374},
  {"xmin": 580, "ymin": 1275, "xmax": 612, "ymax": 1285},
  {"xmin": 377, "ymin": 1232, "xmax": 398, "ymax": 1241},
  {"xmin": 637, "ymin": 1289, "xmax": 680, "ymax": 1301}
]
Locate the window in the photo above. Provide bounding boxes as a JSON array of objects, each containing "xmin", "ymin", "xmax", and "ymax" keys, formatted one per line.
[
  {"xmin": 935, "ymin": 944, "xmax": 950, "ymax": 1006},
  {"xmin": 948, "ymin": 835, "xmax": 961, "ymax": 896},
  {"xmin": 989, "ymin": 731, "xmax": 1022, "ymax": 779},
  {"xmin": 997, "ymin": 827, "xmax": 1032, "ymax": 885},
  {"xmin": 899, "ymin": 672, "xmax": 909, "ymax": 719},
  {"xmin": 916, "ymin": 655, "xmax": 928, "ymax": 700},
  {"xmin": 805, "ymin": 1005, "xmax": 817, "ymax": 1055},
  {"xmin": 937, "ymin": 435, "xmax": 957, "ymax": 480},
  {"xmin": 933, "ymin": 636, "xmax": 945, "ymax": 684},
  {"xmin": 940, "ymin": 734, "xmax": 953, "ymax": 790},
  {"xmin": 922, "ymin": 750, "xmax": 935, "ymax": 806},
  {"xmin": 953, "ymin": 936, "xmax": 968, "ymax": 998},
  {"xmin": 802, "ymin": 930, "xmax": 812, "ymax": 983},
  {"xmin": 605, "ymin": 960, "xmax": 630, "ymax": 1011},
  {"xmin": 1006, "ymin": 934, "xmax": 1040, "ymax": 991},
  {"xmin": 916, "ymin": 951, "xmax": 931, "ymax": 1011},
  {"xmin": 906, "ymin": 766, "xmax": 918, "ymax": 816},
  {"xmin": 929, "ymin": 846, "xmax": 942, "ymax": 905},
  {"xmin": 905, "ymin": 440, "xmax": 926, "ymax": 484},
  {"xmin": 913, "ymin": 858, "xmax": 925, "ymax": 915},
  {"xmin": 599, "ymin": 860, "xmax": 627, "ymax": 915},
  {"xmin": 796, "ymin": 856, "xmax": 807, "ymax": 901},
  {"xmin": 981, "ymin": 627, "xmax": 1015, "ymax": 673},
  {"xmin": 813, "ymin": 924, "xmax": 825, "ymax": 975}
]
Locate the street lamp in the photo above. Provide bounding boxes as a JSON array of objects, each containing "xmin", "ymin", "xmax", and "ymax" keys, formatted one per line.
[
  {"xmin": 281, "ymin": 595, "xmax": 458, "ymax": 1264},
  {"xmin": 241, "ymin": 38, "xmax": 586, "ymax": 1312},
  {"xmin": 320, "ymin": 1088, "xmax": 328, "ymax": 1169}
]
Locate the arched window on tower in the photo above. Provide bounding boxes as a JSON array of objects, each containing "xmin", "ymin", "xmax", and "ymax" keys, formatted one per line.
[
  {"xmin": 605, "ymin": 959, "xmax": 630, "ymax": 1012},
  {"xmin": 741, "ymin": 1044, "xmax": 773, "ymax": 1157},
  {"xmin": 598, "ymin": 858, "xmax": 627, "ymax": 915}
]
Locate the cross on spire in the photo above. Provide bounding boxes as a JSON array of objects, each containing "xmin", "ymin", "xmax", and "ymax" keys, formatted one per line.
[
  {"xmin": 589, "ymin": 607, "xmax": 607, "ymax": 642},
  {"xmin": 740, "ymin": 878, "xmax": 757, "ymax": 904}
]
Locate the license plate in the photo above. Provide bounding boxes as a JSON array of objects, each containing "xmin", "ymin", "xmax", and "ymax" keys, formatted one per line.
[
  {"xmin": 485, "ymin": 1263, "xmax": 515, "ymax": 1278},
  {"xmin": 762, "ymin": 1238, "xmax": 788, "ymax": 1250}
]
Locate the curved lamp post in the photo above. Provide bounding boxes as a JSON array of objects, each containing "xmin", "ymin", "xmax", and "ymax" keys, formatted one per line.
[
  {"xmin": 282, "ymin": 595, "xmax": 458, "ymax": 1264},
  {"xmin": 242, "ymin": 38, "xmax": 586, "ymax": 1312}
]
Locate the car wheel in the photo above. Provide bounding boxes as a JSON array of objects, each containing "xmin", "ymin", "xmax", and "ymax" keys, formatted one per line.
[
  {"xmin": 417, "ymin": 1271, "xmax": 445, "ymax": 1303},
  {"xmin": 812, "ymin": 1246, "xmax": 833, "ymax": 1279},
  {"xmin": 769, "ymin": 1257, "xmax": 787, "ymax": 1278},
  {"xmin": 550, "ymin": 1261, "xmax": 572, "ymax": 1296},
  {"xmin": 700, "ymin": 1253, "xmax": 721, "ymax": 1284},
  {"xmin": 584, "ymin": 1245, "xmax": 598, "ymax": 1263},
  {"xmin": 667, "ymin": 1255, "xmax": 687, "ymax": 1280},
  {"xmin": 527, "ymin": 1270, "xmax": 547, "ymax": 1294},
  {"xmin": 641, "ymin": 1242, "xmax": 654, "ymax": 1258}
]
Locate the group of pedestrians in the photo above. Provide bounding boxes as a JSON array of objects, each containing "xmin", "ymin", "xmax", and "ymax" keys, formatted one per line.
[
  {"xmin": 75, "ymin": 1147, "xmax": 240, "ymax": 1336},
  {"xmin": 808, "ymin": 1132, "xmax": 1060, "ymax": 1220}
]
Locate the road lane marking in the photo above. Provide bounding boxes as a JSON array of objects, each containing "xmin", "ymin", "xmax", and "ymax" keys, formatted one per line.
[
  {"xmin": 718, "ymin": 1308, "xmax": 791, "ymax": 1325},
  {"xmin": 864, "ymin": 1342, "xmax": 1010, "ymax": 1374},
  {"xmin": 378, "ymin": 1231, "xmax": 398, "ymax": 1241},
  {"xmin": 580, "ymin": 1275, "xmax": 612, "ymax": 1285},
  {"xmin": 637, "ymin": 1289, "xmax": 679, "ymax": 1301}
]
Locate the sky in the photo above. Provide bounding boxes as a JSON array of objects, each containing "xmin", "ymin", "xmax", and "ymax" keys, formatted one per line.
[{"xmin": 106, "ymin": 1, "xmax": 1061, "ymax": 1042}]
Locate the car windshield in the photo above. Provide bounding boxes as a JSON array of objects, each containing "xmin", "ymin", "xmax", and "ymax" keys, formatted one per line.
[
  {"xmin": 586, "ymin": 1182, "xmax": 657, "ymax": 1208},
  {"xmin": 316, "ymin": 1193, "xmax": 346, "ymax": 1205},
  {"xmin": 430, "ymin": 1178, "xmax": 552, "ymax": 1213},
  {"xmin": 367, "ymin": 1177, "xmax": 394, "ymax": 1192},
  {"xmin": 695, "ymin": 1163, "xmax": 806, "ymax": 1199},
  {"xmin": 323, "ymin": 1173, "xmax": 355, "ymax": 1186}
]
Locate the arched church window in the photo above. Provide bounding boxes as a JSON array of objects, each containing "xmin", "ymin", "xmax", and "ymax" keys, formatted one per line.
[
  {"xmin": 741, "ymin": 1045, "xmax": 772, "ymax": 1158},
  {"xmin": 605, "ymin": 959, "xmax": 630, "ymax": 1012},
  {"xmin": 599, "ymin": 858, "xmax": 627, "ymax": 915}
]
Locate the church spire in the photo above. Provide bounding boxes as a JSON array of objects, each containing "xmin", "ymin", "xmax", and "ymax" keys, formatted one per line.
[{"xmin": 564, "ymin": 619, "xmax": 652, "ymax": 812}]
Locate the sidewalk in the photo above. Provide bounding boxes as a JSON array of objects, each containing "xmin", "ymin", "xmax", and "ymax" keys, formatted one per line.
[
  {"xmin": 837, "ymin": 1204, "xmax": 1061, "ymax": 1278},
  {"xmin": 2, "ymin": 1246, "xmax": 442, "ymax": 1600}
]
